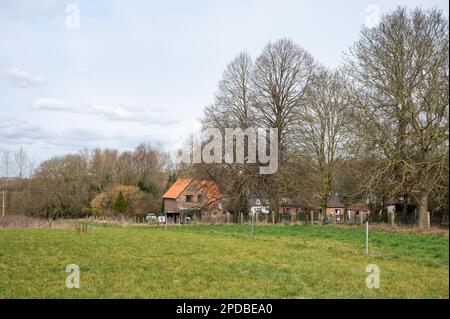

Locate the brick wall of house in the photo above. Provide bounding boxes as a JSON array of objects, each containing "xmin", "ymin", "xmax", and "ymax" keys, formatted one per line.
[
  {"xmin": 164, "ymin": 198, "xmax": 177, "ymax": 213},
  {"xmin": 326, "ymin": 207, "xmax": 344, "ymax": 217},
  {"xmin": 174, "ymin": 182, "xmax": 206, "ymax": 210}
]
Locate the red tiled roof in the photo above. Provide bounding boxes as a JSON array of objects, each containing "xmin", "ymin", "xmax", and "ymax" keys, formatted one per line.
[
  {"xmin": 162, "ymin": 179, "xmax": 222, "ymax": 206},
  {"xmin": 162, "ymin": 179, "xmax": 191, "ymax": 199},
  {"xmin": 349, "ymin": 203, "xmax": 370, "ymax": 211},
  {"xmin": 195, "ymin": 180, "xmax": 221, "ymax": 206},
  {"xmin": 327, "ymin": 199, "xmax": 346, "ymax": 208}
]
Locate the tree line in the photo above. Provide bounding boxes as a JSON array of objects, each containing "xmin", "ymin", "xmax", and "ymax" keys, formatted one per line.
[
  {"xmin": 180, "ymin": 7, "xmax": 449, "ymax": 228},
  {"xmin": 1, "ymin": 144, "xmax": 170, "ymax": 219}
]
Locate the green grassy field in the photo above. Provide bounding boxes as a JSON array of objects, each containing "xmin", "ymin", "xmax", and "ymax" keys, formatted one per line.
[{"xmin": 0, "ymin": 224, "xmax": 448, "ymax": 298}]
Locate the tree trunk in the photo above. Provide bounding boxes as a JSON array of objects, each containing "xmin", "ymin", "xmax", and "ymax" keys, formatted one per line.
[
  {"xmin": 418, "ymin": 192, "xmax": 430, "ymax": 230},
  {"xmin": 321, "ymin": 171, "xmax": 331, "ymax": 225},
  {"xmin": 402, "ymin": 194, "xmax": 408, "ymax": 224}
]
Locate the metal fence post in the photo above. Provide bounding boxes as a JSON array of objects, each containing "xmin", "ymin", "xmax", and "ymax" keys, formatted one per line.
[{"xmin": 365, "ymin": 221, "xmax": 369, "ymax": 256}]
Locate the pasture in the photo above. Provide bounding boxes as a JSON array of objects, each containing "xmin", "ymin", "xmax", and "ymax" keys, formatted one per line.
[{"xmin": 0, "ymin": 223, "xmax": 448, "ymax": 298}]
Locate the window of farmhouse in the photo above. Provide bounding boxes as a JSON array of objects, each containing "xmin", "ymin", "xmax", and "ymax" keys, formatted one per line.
[
  {"xmin": 198, "ymin": 195, "xmax": 203, "ymax": 202},
  {"xmin": 185, "ymin": 195, "xmax": 193, "ymax": 202}
]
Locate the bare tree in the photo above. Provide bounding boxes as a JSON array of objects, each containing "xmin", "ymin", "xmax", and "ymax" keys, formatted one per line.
[
  {"xmin": 14, "ymin": 147, "xmax": 27, "ymax": 178},
  {"xmin": 344, "ymin": 7, "xmax": 449, "ymax": 228},
  {"xmin": 1, "ymin": 151, "xmax": 11, "ymax": 217},
  {"xmin": 252, "ymin": 38, "xmax": 315, "ymax": 156},
  {"xmin": 201, "ymin": 52, "xmax": 260, "ymax": 214},
  {"xmin": 27, "ymin": 160, "xmax": 35, "ymax": 204},
  {"xmin": 33, "ymin": 154, "xmax": 91, "ymax": 218},
  {"xmin": 215, "ymin": 52, "xmax": 254, "ymax": 128},
  {"xmin": 250, "ymin": 39, "xmax": 315, "ymax": 214},
  {"xmin": 291, "ymin": 68, "xmax": 356, "ymax": 218}
]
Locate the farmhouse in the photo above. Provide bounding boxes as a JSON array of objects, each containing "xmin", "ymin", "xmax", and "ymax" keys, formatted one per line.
[
  {"xmin": 322, "ymin": 197, "xmax": 346, "ymax": 222},
  {"xmin": 279, "ymin": 197, "xmax": 307, "ymax": 215},
  {"xmin": 316, "ymin": 193, "xmax": 371, "ymax": 223},
  {"xmin": 162, "ymin": 179, "xmax": 224, "ymax": 221}
]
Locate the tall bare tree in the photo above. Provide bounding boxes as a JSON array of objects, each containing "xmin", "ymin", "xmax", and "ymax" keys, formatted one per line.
[
  {"xmin": 252, "ymin": 38, "xmax": 315, "ymax": 156},
  {"xmin": 344, "ymin": 7, "xmax": 449, "ymax": 228},
  {"xmin": 291, "ymin": 68, "xmax": 355, "ymax": 217},
  {"xmin": 1, "ymin": 151, "xmax": 11, "ymax": 217},
  {"xmin": 213, "ymin": 52, "xmax": 254, "ymax": 129},
  {"xmin": 14, "ymin": 147, "xmax": 27, "ymax": 179},
  {"xmin": 201, "ymin": 52, "xmax": 260, "ymax": 214},
  {"xmin": 250, "ymin": 39, "xmax": 315, "ymax": 213}
]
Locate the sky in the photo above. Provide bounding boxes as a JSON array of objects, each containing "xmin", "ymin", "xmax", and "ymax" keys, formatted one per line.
[{"xmin": 0, "ymin": 0, "xmax": 448, "ymax": 166}]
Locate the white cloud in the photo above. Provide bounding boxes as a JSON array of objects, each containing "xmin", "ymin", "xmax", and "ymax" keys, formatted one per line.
[
  {"xmin": 0, "ymin": 120, "xmax": 52, "ymax": 144},
  {"xmin": 1, "ymin": 67, "xmax": 46, "ymax": 88},
  {"xmin": 0, "ymin": 119, "xmax": 105, "ymax": 149},
  {"xmin": 87, "ymin": 104, "xmax": 175, "ymax": 126},
  {"xmin": 60, "ymin": 128, "xmax": 105, "ymax": 142},
  {"xmin": 46, "ymin": 128, "xmax": 106, "ymax": 147},
  {"xmin": 31, "ymin": 99, "xmax": 175, "ymax": 127},
  {"xmin": 91, "ymin": 104, "xmax": 137, "ymax": 122},
  {"xmin": 33, "ymin": 97, "xmax": 68, "ymax": 110}
]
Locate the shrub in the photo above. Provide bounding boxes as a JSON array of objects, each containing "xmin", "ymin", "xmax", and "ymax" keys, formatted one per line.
[{"xmin": 90, "ymin": 184, "xmax": 152, "ymax": 216}]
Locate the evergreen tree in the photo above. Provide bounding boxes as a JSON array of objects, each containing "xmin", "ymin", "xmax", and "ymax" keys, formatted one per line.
[{"xmin": 113, "ymin": 191, "xmax": 128, "ymax": 213}]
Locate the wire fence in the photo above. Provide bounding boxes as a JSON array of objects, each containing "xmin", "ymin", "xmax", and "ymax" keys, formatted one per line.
[
  {"xmin": 86, "ymin": 210, "xmax": 448, "ymax": 229},
  {"xmin": 88, "ymin": 211, "xmax": 368, "ymax": 226}
]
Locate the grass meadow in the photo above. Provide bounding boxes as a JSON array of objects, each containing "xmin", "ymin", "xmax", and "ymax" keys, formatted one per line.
[{"xmin": 0, "ymin": 223, "xmax": 448, "ymax": 298}]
